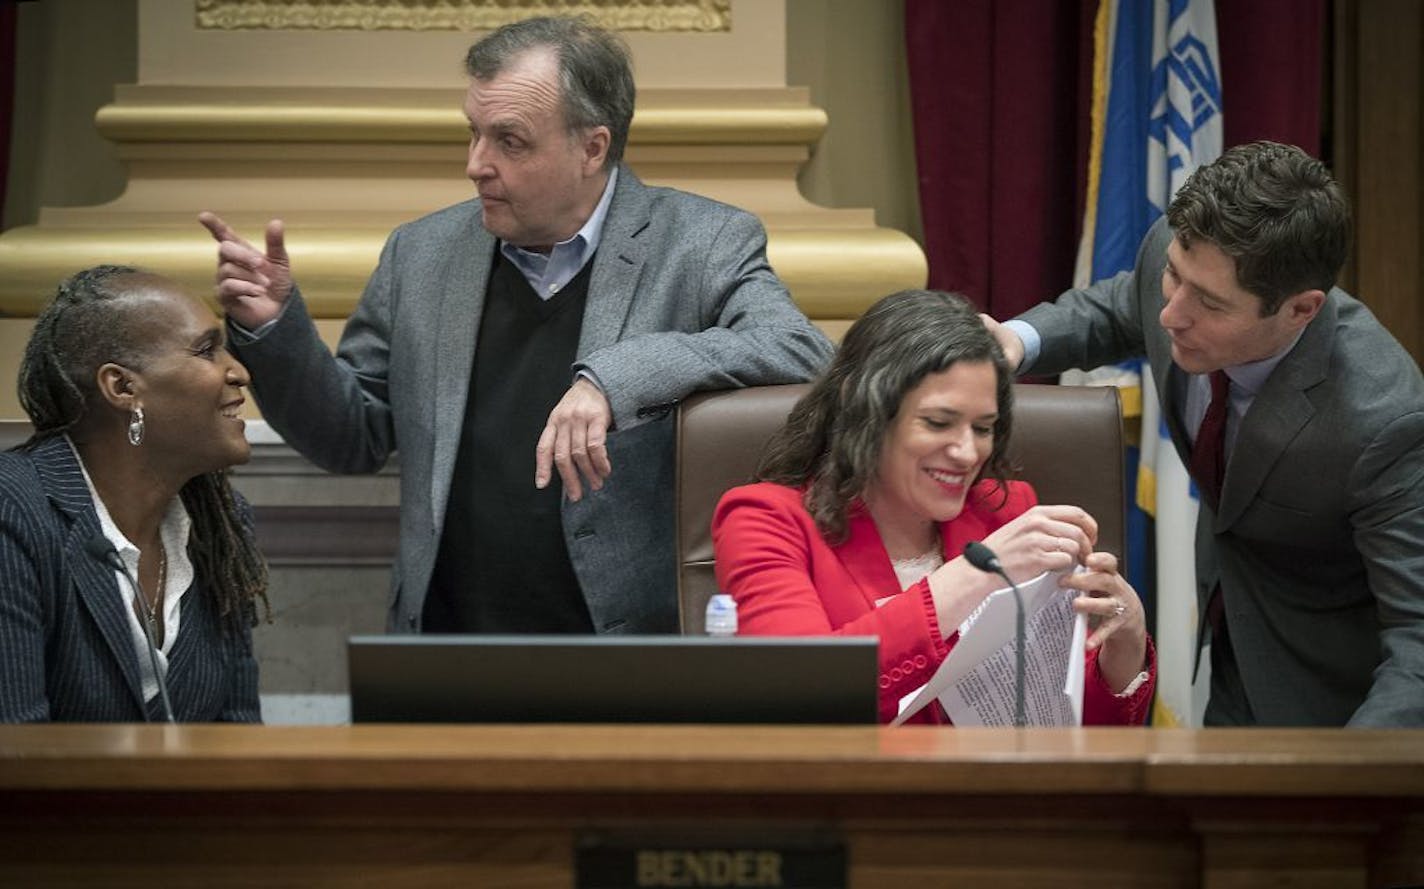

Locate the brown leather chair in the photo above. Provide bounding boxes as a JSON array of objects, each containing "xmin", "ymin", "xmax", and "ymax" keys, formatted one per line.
[{"xmin": 675, "ymin": 383, "xmax": 1125, "ymax": 634}]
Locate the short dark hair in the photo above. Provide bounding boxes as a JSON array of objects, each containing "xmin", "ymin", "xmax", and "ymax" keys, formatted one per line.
[
  {"xmin": 1166, "ymin": 141, "xmax": 1350, "ymax": 315},
  {"xmin": 465, "ymin": 15, "xmax": 635, "ymax": 168},
  {"xmin": 18, "ymin": 264, "xmax": 145, "ymax": 434},
  {"xmin": 17, "ymin": 265, "xmax": 270, "ymax": 627},
  {"xmin": 755, "ymin": 290, "xmax": 1014, "ymax": 543}
]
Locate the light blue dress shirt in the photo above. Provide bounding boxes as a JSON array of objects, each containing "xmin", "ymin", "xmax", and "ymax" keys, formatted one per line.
[
  {"xmin": 499, "ymin": 167, "xmax": 618, "ymax": 299},
  {"xmin": 1007, "ymin": 319, "xmax": 1302, "ymax": 456},
  {"xmin": 1180, "ymin": 332, "xmax": 1301, "ymax": 455}
]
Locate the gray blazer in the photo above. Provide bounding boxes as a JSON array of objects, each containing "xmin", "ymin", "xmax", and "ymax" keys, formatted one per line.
[
  {"xmin": 1019, "ymin": 218, "xmax": 1424, "ymax": 726},
  {"xmin": 233, "ymin": 167, "xmax": 833, "ymax": 635},
  {"xmin": 0, "ymin": 436, "xmax": 260, "ymax": 722}
]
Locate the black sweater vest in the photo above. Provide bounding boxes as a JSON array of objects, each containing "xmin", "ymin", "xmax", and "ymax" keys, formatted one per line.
[{"xmin": 423, "ymin": 251, "xmax": 596, "ymax": 633}]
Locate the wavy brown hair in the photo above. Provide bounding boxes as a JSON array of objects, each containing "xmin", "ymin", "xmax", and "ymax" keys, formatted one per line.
[{"xmin": 755, "ymin": 290, "xmax": 1014, "ymax": 543}]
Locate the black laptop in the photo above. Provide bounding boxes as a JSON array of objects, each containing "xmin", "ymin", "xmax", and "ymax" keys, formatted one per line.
[{"xmin": 348, "ymin": 635, "xmax": 878, "ymax": 724}]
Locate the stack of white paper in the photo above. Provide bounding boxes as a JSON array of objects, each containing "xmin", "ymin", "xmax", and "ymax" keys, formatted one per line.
[{"xmin": 893, "ymin": 569, "xmax": 1087, "ymax": 726}]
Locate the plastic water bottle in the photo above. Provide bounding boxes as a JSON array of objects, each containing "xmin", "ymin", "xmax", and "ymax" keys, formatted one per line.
[{"xmin": 704, "ymin": 593, "xmax": 739, "ymax": 637}]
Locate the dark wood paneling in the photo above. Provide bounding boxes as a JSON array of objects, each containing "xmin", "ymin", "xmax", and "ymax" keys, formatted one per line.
[
  {"xmin": 1336, "ymin": 0, "xmax": 1424, "ymax": 365},
  {"xmin": 0, "ymin": 726, "xmax": 1420, "ymax": 888},
  {"xmin": 251, "ymin": 505, "xmax": 398, "ymax": 565}
]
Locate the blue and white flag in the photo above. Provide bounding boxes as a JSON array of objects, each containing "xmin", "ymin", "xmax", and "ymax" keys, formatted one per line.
[{"xmin": 1067, "ymin": 0, "xmax": 1221, "ymax": 727}]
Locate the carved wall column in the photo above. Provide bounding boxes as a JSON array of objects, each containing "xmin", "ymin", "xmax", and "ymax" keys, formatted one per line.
[{"xmin": 0, "ymin": 0, "xmax": 924, "ymax": 363}]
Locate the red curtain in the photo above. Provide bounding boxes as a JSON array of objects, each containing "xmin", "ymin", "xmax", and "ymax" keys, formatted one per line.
[
  {"xmin": 905, "ymin": 0, "xmax": 1095, "ymax": 319},
  {"xmin": 906, "ymin": 0, "xmax": 1326, "ymax": 319},
  {"xmin": 1216, "ymin": 0, "xmax": 1324, "ymax": 156}
]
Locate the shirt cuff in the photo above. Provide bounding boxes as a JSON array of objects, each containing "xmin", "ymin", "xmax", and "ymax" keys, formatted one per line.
[
  {"xmin": 227, "ymin": 304, "xmax": 289, "ymax": 342},
  {"xmin": 1002, "ymin": 319, "xmax": 1041, "ymax": 373},
  {"xmin": 574, "ymin": 367, "xmax": 605, "ymax": 392}
]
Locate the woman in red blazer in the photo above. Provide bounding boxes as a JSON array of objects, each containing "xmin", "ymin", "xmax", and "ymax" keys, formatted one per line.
[{"xmin": 712, "ymin": 290, "xmax": 1154, "ymax": 725}]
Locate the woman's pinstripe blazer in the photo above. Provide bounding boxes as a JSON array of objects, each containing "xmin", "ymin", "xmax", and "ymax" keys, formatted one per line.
[{"xmin": 0, "ymin": 435, "xmax": 260, "ymax": 722}]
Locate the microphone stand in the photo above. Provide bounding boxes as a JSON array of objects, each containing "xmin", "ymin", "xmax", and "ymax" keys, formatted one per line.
[{"xmin": 964, "ymin": 541, "xmax": 1025, "ymax": 728}]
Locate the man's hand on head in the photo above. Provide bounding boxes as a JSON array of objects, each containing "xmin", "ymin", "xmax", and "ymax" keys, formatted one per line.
[
  {"xmin": 198, "ymin": 212, "xmax": 293, "ymax": 330},
  {"xmin": 536, "ymin": 377, "xmax": 613, "ymax": 502},
  {"xmin": 979, "ymin": 312, "xmax": 1025, "ymax": 373}
]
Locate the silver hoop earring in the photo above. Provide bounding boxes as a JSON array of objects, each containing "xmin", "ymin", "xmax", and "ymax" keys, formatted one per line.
[{"xmin": 127, "ymin": 406, "xmax": 145, "ymax": 446}]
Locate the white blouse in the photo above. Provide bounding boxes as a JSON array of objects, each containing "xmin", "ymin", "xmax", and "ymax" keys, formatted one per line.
[{"xmin": 68, "ymin": 437, "xmax": 194, "ymax": 703}]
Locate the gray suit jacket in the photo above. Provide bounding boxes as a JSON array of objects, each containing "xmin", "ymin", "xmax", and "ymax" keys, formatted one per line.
[
  {"xmin": 0, "ymin": 436, "xmax": 260, "ymax": 722},
  {"xmin": 1019, "ymin": 218, "xmax": 1424, "ymax": 726},
  {"xmin": 234, "ymin": 166, "xmax": 833, "ymax": 635}
]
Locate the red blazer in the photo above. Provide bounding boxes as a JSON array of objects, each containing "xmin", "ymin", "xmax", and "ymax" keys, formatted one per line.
[{"xmin": 712, "ymin": 480, "xmax": 1154, "ymax": 725}]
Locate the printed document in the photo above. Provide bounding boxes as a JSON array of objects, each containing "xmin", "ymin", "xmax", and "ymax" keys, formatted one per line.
[{"xmin": 892, "ymin": 569, "xmax": 1087, "ymax": 726}]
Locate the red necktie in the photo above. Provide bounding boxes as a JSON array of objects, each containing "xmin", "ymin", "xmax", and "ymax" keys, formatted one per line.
[{"xmin": 1189, "ymin": 370, "xmax": 1230, "ymax": 511}]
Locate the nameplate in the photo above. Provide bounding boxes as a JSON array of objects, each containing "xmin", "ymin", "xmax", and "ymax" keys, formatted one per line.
[{"xmin": 576, "ymin": 832, "xmax": 845, "ymax": 889}]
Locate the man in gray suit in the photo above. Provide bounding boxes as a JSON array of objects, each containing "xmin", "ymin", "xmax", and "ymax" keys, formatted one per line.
[
  {"xmin": 985, "ymin": 142, "xmax": 1424, "ymax": 727},
  {"xmin": 199, "ymin": 17, "xmax": 832, "ymax": 636}
]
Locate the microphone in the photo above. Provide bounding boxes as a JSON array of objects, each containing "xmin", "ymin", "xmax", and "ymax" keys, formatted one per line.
[
  {"xmin": 84, "ymin": 536, "xmax": 176, "ymax": 723},
  {"xmin": 964, "ymin": 541, "xmax": 1026, "ymax": 728},
  {"xmin": 964, "ymin": 541, "xmax": 1003, "ymax": 574}
]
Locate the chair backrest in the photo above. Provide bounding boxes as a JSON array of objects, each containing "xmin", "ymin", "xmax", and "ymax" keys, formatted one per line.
[{"xmin": 674, "ymin": 383, "xmax": 1125, "ymax": 634}]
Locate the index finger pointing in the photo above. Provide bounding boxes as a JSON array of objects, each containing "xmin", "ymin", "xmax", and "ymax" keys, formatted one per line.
[{"xmin": 198, "ymin": 211, "xmax": 243, "ymax": 245}]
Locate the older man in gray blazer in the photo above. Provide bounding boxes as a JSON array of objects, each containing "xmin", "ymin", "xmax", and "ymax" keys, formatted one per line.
[
  {"xmin": 200, "ymin": 17, "xmax": 832, "ymax": 637},
  {"xmin": 987, "ymin": 142, "xmax": 1424, "ymax": 727}
]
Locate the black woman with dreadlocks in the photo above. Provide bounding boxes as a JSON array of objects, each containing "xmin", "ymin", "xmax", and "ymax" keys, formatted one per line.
[{"xmin": 0, "ymin": 265, "xmax": 269, "ymax": 722}]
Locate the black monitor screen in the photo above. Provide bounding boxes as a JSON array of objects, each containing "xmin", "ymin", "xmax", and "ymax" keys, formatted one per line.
[{"xmin": 348, "ymin": 635, "xmax": 878, "ymax": 724}]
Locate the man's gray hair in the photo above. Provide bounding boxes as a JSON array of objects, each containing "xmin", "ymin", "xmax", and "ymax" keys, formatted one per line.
[{"xmin": 466, "ymin": 16, "xmax": 636, "ymax": 168}]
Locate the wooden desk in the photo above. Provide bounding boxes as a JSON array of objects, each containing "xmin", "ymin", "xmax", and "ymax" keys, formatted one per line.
[{"xmin": 1, "ymin": 725, "xmax": 1420, "ymax": 888}]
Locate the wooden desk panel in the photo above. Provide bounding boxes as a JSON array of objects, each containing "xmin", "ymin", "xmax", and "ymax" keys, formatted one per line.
[{"xmin": 0, "ymin": 726, "xmax": 1419, "ymax": 888}]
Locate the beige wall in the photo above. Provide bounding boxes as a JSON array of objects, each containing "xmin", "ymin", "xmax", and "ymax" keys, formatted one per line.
[
  {"xmin": 139, "ymin": 0, "xmax": 787, "ymax": 88},
  {"xmin": 2, "ymin": 0, "xmax": 919, "ymax": 236},
  {"xmin": 789, "ymin": 0, "xmax": 921, "ymax": 245},
  {"xmin": 3, "ymin": 0, "xmax": 135, "ymax": 230},
  {"xmin": 0, "ymin": 0, "xmax": 917, "ymax": 239},
  {"xmin": 0, "ymin": 0, "xmax": 922, "ymax": 420}
]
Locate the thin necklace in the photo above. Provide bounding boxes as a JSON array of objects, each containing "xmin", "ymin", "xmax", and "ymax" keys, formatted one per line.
[{"xmin": 144, "ymin": 543, "xmax": 166, "ymax": 627}]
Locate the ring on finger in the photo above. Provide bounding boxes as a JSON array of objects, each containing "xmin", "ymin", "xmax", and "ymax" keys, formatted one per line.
[{"xmin": 1112, "ymin": 599, "xmax": 1126, "ymax": 617}]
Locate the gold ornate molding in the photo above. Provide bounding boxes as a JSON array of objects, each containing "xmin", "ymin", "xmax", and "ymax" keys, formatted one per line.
[
  {"xmin": 0, "ymin": 84, "xmax": 924, "ymax": 342},
  {"xmin": 0, "ymin": 225, "xmax": 924, "ymax": 321},
  {"xmin": 94, "ymin": 100, "xmax": 827, "ymax": 146},
  {"xmin": 194, "ymin": 0, "xmax": 731, "ymax": 32}
]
